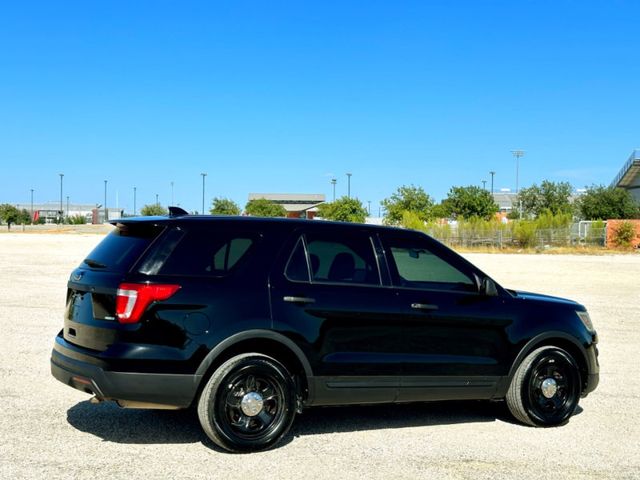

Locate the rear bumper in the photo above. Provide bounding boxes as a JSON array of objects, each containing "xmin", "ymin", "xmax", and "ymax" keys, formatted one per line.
[{"xmin": 51, "ymin": 335, "xmax": 201, "ymax": 409}]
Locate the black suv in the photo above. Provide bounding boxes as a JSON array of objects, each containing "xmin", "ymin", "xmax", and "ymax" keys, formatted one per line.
[{"xmin": 51, "ymin": 211, "xmax": 599, "ymax": 452}]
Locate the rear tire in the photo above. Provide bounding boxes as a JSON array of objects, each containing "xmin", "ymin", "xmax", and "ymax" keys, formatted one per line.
[
  {"xmin": 197, "ymin": 353, "xmax": 296, "ymax": 452},
  {"xmin": 506, "ymin": 346, "xmax": 581, "ymax": 426}
]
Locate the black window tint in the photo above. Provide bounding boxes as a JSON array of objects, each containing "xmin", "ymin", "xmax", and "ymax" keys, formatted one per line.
[
  {"xmin": 305, "ymin": 233, "xmax": 380, "ymax": 285},
  {"xmin": 83, "ymin": 223, "xmax": 164, "ymax": 273},
  {"xmin": 385, "ymin": 238, "xmax": 474, "ymax": 290},
  {"xmin": 285, "ymin": 238, "xmax": 310, "ymax": 282},
  {"xmin": 158, "ymin": 228, "xmax": 255, "ymax": 276}
]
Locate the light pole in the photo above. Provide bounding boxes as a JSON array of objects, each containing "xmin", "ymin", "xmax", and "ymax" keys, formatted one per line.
[
  {"xmin": 489, "ymin": 171, "xmax": 496, "ymax": 194},
  {"xmin": 66, "ymin": 196, "xmax": 69, "ymax": 218},
  {"xmin": 104, "ymin": 180, "xmax": 108, "ymax": 223},
  {"xmin": 367, "ymin": 200, "xmax": 371, "ymax": 215},
  {"xmin": 346, "ymin": 173, "xmax": 352, "ymax": 198},
  {"xmin": 331, "ymin": 178, "xmax": 337, "ymax": 201},
  {"xmin": 30, "ymin": 189, "xmax": 34, "ymax": 224},
  {"xmin": 59, "ymin": 173, "xmax": 64, "ymax": 222},
  {"xmin": 133, "ymin": 186, "xmax": 137, "ymax": 215},
  {"xmin": 511, "ymin": 150, "xmax": 525, "ymax": 218},
  {"xmin": 201, "ymin": 173, "xmax": 207, "ymax": 215},
  {"xmin": 511, "ymin": 150, "xmax": 525, "ymax": 194},
  {"xmin": 482, "ymin": 180, "xmax": 487, "ymax": 190},
  {"xmin": 155, "ymin": 193, "xmax": 159, "ymax": 205}
]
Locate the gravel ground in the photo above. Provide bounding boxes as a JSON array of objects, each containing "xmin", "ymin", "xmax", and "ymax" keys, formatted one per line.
[{"xmin": 0, "ymin": 233, "xmax": 638, "ymax": 479}]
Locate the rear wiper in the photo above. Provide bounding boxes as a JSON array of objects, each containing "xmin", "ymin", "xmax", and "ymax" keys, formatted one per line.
[{"xmin": 83, "ymin": 258, "xmax": 107, "ymax": 269}]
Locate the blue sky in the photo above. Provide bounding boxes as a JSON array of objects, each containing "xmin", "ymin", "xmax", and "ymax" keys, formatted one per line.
[{"xmin": 1, "ymin": 1, "xmax": 639, "ymax": 214}]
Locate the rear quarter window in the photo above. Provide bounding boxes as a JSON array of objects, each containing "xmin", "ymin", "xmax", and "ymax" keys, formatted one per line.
[
  {"xmin": 145, "ymin": 227, "xmax": 258, "ymax": 277},
  {"xmin": 82, "ymin": 223, "xmax": 164, "ymax": 273}
]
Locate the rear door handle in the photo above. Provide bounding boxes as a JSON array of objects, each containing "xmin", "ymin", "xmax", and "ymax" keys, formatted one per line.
[
  {"xmin": 283, "ymin": 296, "xmax": 316, "ymax": 304},
  {"xmin": 411, "ymin": 303, "xmax": 439, "ymax": 311}
]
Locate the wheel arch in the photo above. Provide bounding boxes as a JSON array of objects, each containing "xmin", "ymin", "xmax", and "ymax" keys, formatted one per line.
[
  {"xmin": 498, "ymin": 331, "xmax": 590, "ymax": 398},
  {"xmin": 194, "ymin": 330, "xmax": 314, "ymax": 405}
]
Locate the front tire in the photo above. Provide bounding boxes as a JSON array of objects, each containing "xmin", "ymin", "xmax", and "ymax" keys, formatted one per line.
[
  {"xmin": 197, "ymin": 353, "xmax": 297, "ymax": 452},
  {"xmin": 506, "ymin": 346, "xmax": 581, "ymax": 426}
]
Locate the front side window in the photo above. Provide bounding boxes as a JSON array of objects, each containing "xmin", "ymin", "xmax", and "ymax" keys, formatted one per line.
[
  {"xmin": 284, "ymin": 232, "xmax": 380, "ymax": 286},
  {"xmin": 384, "ymin": 236, "xmax": 475, "ymax": 291}
]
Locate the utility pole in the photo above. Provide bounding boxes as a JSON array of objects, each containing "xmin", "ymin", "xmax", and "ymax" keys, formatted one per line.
[
  {"xmin": 346, "ymin": 173, "xmax": 352, "ymax": 198},
  {"xmin": 201, "ymin": 173, "xmax": 207, "ymax": 215},
  {"xmin": 104, "ymin": 180, "xmax": 108, "ymax": 223},
  {"xmin": 331, "ymin": 178, "xmax": 337, "ymax": 201},
  {"xmin": 489, "ymin": 171, "xmax": 496, "ymax": 194}
]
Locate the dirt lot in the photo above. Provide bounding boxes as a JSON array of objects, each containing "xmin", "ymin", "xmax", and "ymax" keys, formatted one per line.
[{"xmin": 0, "ymin": 233, "xmax": 638, "ymax": 479}]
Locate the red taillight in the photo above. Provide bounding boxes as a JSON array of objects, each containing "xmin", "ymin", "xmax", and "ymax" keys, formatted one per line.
[{"xmin": 115, "ymin": 283, "xmax": 180, "ymax": 324}]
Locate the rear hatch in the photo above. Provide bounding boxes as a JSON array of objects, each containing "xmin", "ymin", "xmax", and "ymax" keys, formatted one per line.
[{"xmin": 64, "ymin": 221, "xmax": 165, "ymax": 351}]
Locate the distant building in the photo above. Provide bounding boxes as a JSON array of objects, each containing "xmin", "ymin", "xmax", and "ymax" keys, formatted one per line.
[
  {"xmin": 12, "ymin": 202, "xmax": 122, "ymax": 224},
  {"xmin": 492, "ymin": 190, "xmax": 517, "ymax": 214},
  {"xmin": 247, "ymin": 193, "xmax": 325, "ymax": 219},
  {"xmin": 611, "ymin": 149, "xmax": 640, "ymax": 202}
]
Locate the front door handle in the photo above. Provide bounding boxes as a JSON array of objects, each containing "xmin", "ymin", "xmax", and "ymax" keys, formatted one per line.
[
  {"xmin": 283, "ymin": 296, "xmax": 316, "ymax": 304},
  {"xmin": 411, "ymin": 303, "xmax": 439, "ymax": 311}
]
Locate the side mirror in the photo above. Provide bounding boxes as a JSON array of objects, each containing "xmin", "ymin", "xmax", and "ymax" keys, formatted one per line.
[{"xmin": 481, "ymin": 277, "xmax": 498, "ymax": 297}]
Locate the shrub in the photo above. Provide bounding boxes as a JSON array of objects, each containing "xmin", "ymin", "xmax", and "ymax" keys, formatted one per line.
[{"xmin": 613, "ymin": 221, "xmax": 637, "ymax": 248}]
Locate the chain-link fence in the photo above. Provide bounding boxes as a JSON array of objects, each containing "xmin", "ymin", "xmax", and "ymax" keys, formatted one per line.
[{"xmin": 426, "ymin": 222, "xmax": 607, "ymax": 249}]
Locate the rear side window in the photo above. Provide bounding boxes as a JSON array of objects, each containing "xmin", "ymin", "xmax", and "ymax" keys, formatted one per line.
[
  {"xmin": 152, "ymin": 228, "xmax": 257, "ymax": 276},
  {"xmin": 285, "ymin": 232, "xmax": 380, "ymax": 285},
  {"xmin": 82, "ymin": 223, "xmax": 164, "ymax": 273}
]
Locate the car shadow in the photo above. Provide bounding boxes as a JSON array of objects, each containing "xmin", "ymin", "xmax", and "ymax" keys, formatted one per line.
[{"xmin": 66, "ymin": 399, "xmax": 510, "ymax": 451}]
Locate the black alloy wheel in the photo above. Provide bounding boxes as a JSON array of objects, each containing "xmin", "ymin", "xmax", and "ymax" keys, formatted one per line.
[
  {"xmin": 198, "ymin": 353, "xmax": 296, "ymax": 452},
  {"xmin": 507, "ymin": 346, "xmax": 581, "ymax": 426}
]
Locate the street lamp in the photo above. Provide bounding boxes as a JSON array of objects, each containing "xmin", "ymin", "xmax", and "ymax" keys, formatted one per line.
[
  {"xmin": 59, "ymin": 173, "xmax": 64, "ymax": 221},
  {"xmin": 133, "ymin": 186, "xmax": 137, "ymax": 215},
  {"xmin": 346, "ymin": 173, "xmax": 352, "ymax": 198},
  {"xmin": 201, "ymin": 173, "xmax": 207, "ymax": 215},
  {"xmin": 482, "ymin": 180, "xmax": 487, "ymax": 190},
  {"xmin": 330, "ymin": 178, "xmax": 337, "ymax": 201},
  {"xmin": 156, "ymin": 193, "xmax": 159, "ymax": 205},
  {"xmin": 66, "ymin": 196, "xmax": 69, "ymax": 218},
  {"xmin": 489, "ymin": 171, "xmax": 496, "ymax": 194},
  {"xmin": 367, "ymin": 200, "xmax": 371, "ymax": 215},
  {"xmin": 104, "ymin": 180, "xmax": 108, "ymax": 223}
]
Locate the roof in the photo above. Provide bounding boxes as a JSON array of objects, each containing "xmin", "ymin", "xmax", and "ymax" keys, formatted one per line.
[
  {"xmin": 611, "ymin": 149, "xmax": 640, "ymax": 188},
  {"xmin": 248, "ymin": 193, "xmax": 326, "ymax": 212}
]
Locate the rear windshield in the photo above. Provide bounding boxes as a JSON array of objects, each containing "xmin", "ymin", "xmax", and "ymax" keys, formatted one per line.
[{"xmin": 82, "ymin": 223, "xmax": 164, "ymax": 273}]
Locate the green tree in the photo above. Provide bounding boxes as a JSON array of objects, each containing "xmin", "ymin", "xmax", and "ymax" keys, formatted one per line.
[
  {"xmin": 440, "ymin": 185, "xmax": 498, "ymax": 220},
  {"xmin": 140, "ymin": 204, "xmax": 168, "ymax": 216},
  {"xmin": 517, "ymin": 181, "xmax": 573, "ymax": 217},
  {"xmin": 317, "ymin": 196, "xmax": 367, "ymax": 223},
  {"xmin": 0, "ymin": 204, "xmax": 24, "ymax": 230},
  {"xmin": 381, "ymin": 185, "xmax": 434, "ymax": 225},
  {"xmin": 210, "ymin": 197, "xmax": 241, "ymax": 215},
  {"xmin": 577, "ymin": 185, "xmax": 640, "ymax": 220},
  {"xmin": 245, "ymin": 198, "xmax": 287, "ymax": 217}
]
